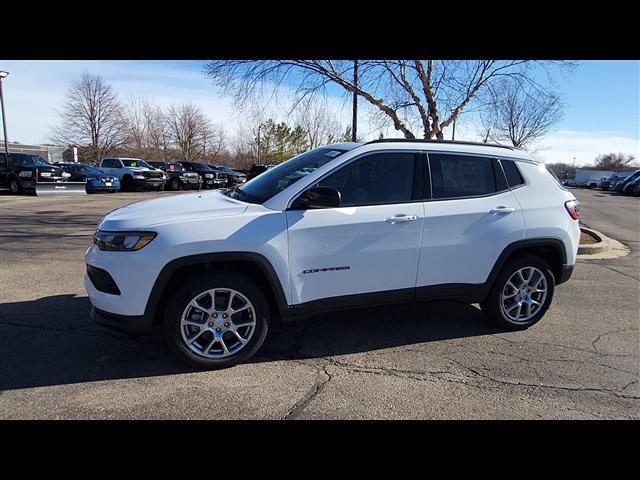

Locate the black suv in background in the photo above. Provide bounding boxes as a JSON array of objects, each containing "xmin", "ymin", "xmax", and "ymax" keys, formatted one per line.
[
  {"xmin": 147, "ymin": 161, "xmax": 202, "ymax": 191},
  {"xmin": 211, "ymin": 165, "xmax": 248, "ymax": 186},
  {"xmin": 247, "ymin": 163, "xmax": 275, "ymax": 181},
  {"xmin": 0, "ymin": 152, "xmax": 69, "ymax": 193},
  {"xmin": 180, "ymin": 162, "xmax": 226, "ymax": 189}
]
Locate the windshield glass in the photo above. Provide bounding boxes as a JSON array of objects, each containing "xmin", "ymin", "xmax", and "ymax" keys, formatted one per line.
[
  {"xmin": 9, "ymin": 154, "xmax": 50, "ymax": 167},
  {"xmin": 122, "ymin": 159, "xmax": 153, "ymax": 169},
  {"xmin": 79, "ymin": 165, "xmax": 102, "ymax": 174},
  {"xmin": 231, "ymin": 147, "xmax": 347, "ymax": 204},
  {"xmin": 192, "ymin": 162, "xmax": 212, "ymax": 170}
]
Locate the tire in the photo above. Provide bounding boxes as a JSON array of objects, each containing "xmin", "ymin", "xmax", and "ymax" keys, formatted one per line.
[
  {"xmin": 480, "ymin": 254, "xmax": 555, "ymax": 330},
  {"xmin": 9, "ymin": 177, "xmax": 21, "ymax": 194},
  {"xmin": 163, "ymin": 271, "xmax": 270, "ymax": 369},
  {"xmin": 169, "ymin": 178, "xmax": 180, "ymax": 191},
  {"xmin": 155, "ymin": 184, "xmax": 165, "ymax": 191},
  {"xmin": 121, "ymin": 175, "xmax": 135, "ymax": 192}
]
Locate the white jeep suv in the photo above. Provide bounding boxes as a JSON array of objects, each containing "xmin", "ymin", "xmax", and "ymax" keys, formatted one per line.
[{"xmin": 85, "ymin": 140, "xmax": 580, "ymax": 368}]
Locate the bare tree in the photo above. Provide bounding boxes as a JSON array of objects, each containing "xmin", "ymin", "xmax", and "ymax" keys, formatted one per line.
[
  {"xmin": 294, "ymin": 97, "xmax": 342, "ymax": 148},
  {"xmin": 204, "ymin": 60, "xmax": 573, "ymax": 140},
  {"xmin": 481, "ymin": 80, "xmax": 563, "ymax": 149},
  {"xmin": 51, "ymin": 72, "xmax": 125, "ymax": 163},
  {"xmin": 593, "ymin": 153, "xmax": 637, "ymax": 172},
  {"xmin": 144, "ymin": 103, "xmax": 171, "ymax": 161},
  {"xmin": 166, "ymin": 102, "xmax": 216, "ymax": 161}
]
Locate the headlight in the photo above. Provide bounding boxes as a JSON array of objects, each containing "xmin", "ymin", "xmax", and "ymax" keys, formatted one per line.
[
  {"xmin": 204, "ymin": 173, "xmax": 213, "ymax": 178},
  {"xmin": 40, "ymin": 172, "xmax": 53, "ymax": 177},
  {"xmin": 93, "ymin": 230, "xmax": 156, "ymax": 251},
  {"xmin": 18, "ymin": 170, "xmax": 33, "ymax": 178},
  {"xmin": 61, "ymin": 172, "xmax": 71, "ymax": 178},
  {"xmin": 133, "ymin": 175, "xmax": 145, "ymax": 180}
]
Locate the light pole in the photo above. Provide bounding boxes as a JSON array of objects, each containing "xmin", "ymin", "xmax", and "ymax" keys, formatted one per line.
[{"xmin": 0, "ymin": 71, "xmax": 9, "ymax": 159}]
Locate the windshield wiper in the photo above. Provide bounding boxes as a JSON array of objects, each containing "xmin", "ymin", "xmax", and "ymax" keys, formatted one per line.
[{"xmin": 225, "ymin": 185, "xmax": 258, "ymax": 203}]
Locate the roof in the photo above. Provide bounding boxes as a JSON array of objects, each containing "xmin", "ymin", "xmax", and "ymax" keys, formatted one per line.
[{"xmin": 365, "ymin": 138, "xmax": 517, "ymax": 151}]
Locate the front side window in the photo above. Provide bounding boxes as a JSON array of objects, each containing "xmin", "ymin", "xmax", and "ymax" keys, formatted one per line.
[
  {"xmin": 317, "ymin": 152, "xmax": 415, "ymax": 207},
  {"xmin": 429, "ymin": 154, "xmax": 498, "ymax": 200}
]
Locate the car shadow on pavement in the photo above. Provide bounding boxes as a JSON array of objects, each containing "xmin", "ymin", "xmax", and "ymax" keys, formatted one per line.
[{"xmin": 0, "ymin": 294, "xmax": 502, "ymax": 391}]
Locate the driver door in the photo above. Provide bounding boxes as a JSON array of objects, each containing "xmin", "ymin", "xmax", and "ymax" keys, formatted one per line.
[{"xmin": 286, "ymin": 151, "xmax": 424, "ymax": 307}]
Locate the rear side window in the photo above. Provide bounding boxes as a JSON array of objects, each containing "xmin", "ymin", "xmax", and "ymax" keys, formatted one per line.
[
  {"xmin": 501, "ymin": 159, "xmax": 525, "ymax": 187},
  {"xmin": 429, "ymin": 154, "xmax": 497, "ymax": 199}
]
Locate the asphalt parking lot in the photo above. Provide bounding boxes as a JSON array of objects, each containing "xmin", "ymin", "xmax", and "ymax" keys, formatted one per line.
[{"xmin": 0, "ymin": 188, "xmax": 638, "ymax": 419}]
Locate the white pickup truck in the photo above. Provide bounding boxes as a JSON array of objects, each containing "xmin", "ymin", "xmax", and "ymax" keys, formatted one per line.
[{"xmin": 99, "ymin": 157, "xmax": 166, "ymax": 191}]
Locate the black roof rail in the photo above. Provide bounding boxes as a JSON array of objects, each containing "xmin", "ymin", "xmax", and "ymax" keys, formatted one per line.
[{"xmin": 364, "ymin": 138, "xmax": 518, "ymax": 150}]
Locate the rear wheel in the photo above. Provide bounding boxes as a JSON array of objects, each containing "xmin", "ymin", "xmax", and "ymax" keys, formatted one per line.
[
  {"xmin": 163, "ymin": 271, "xmax": 270, "ymax": 369},
  {"xmin": 481, "ymin": 255, "xmax": 555, "ymax": 330}
]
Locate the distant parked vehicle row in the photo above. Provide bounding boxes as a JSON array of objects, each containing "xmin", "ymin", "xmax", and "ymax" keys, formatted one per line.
[
  {"xmin": 597, "ymin": 170, "xmax": 640, "ymax": 195},
  {"xmin": 147, "ymin": 161, "xmax": 201, "ymax": 191}
]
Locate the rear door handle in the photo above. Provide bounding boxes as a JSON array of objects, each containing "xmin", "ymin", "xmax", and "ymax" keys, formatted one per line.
[
  {"xmin": 385, "ymin": 214, "xmax": 418, "ymax": 224},
  {"xmin": 490, "ymin": 206, "xmax": 516, "ymax": 214}
]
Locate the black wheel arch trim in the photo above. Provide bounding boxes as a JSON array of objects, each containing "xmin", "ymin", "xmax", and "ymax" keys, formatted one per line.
[
  {"xmin": 485, "ymin": 237, "xmax": 569, "ymax": 288},
  {"xmin": 144, "ymin": 251, "xmax": 290, "ymax": 325}
]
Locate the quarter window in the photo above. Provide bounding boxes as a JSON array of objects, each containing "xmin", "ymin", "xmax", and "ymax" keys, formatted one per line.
[
  {"xmin": 501, "ymin": 159, "xmax": 525, "ymax": 187},
  {"xmin": 318, "ymin": 152, "xmax": 415, "ymax": 207},
  {"xmin": 429, "ymin": 154, "xmax": 498, "ymax": 199}
]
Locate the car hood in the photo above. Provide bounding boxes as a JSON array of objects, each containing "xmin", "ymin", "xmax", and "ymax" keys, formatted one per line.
[{"xmin": 98, "ymin": 190, "xmax": 249, "ymax": 230}]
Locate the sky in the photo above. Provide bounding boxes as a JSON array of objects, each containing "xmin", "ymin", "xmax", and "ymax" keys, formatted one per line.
[{"xmin": 0, "ymin": 59, "xmax": 638, "ymax": 166}]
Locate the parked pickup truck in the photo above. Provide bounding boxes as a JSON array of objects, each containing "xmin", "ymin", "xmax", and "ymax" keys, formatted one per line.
[
  {"xmin": 147, "ymin": 161, "xmax": 202, "ymax": 191},
  {"xmin": 99, "ymin": 157, "xmax": 166, "ymax": 191},
  {"xmin": 180, "ymin": 162, "xmax": 226, "ymax": 189},
  {"xmin": 0, "ymin": 152, "xmax": 70, "ymax": 193}
]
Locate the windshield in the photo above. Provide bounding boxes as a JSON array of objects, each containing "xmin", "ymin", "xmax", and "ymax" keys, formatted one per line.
[
  {"xmin": 167, "ymin": 163, "xmax": 184, "ymax": 172},
  {"xmin": 122, "ymin": 159, "xmax": 153, "ymax": 169},
  {"xmin": 9, "ymin": 154, "xmax": 50, "ymax": 167},
  {"xmin": 192, "ymin": 162, "xmax": 212, "ymax": 170},
  {"xmin": 229, "ymin": 147, "xmax": 347, "ymax": 204},
  {"xmin": 79, "ymin": 165, "xmax": 102, "ymax": 174}
]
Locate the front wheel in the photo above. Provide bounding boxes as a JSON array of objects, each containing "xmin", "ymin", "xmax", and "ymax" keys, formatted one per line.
[
  {"xmin": 9, "ymin": 178, "xmax": 22, "ymax": 194},
  {"xmin": 481, "ymin": 255, "xmax": 555, "ymax": 330},
  {"xmin": 169, "ymin": 178, "xmax": 180, "ymax": 191},
  {"xmin": 163, "ymin": 271, "xmax": 270, "ymax": 369}
]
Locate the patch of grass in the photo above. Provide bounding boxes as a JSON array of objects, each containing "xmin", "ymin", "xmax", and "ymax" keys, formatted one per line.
[{"xmin": 580, "ymin": 231, "xmax": 599, "ymax": 245}]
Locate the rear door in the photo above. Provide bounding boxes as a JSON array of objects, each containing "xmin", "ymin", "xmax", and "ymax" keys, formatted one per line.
[
  {"xmin": 286, "ymin": 151, "xmax": 425, "ymax": 306},
  {"xmin": 417, "ymin": 153, "xmax": 526, "ymax": 288}
]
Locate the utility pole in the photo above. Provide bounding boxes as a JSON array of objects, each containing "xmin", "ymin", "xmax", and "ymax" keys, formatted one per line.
[
  {"xmin": 256, "ymin": 123, "xmax": 262, "ymax": 164},
  {"xmin": 0, "ymin": 71, "xmax": 10, "ymax": 159},
  {"xmin": 352, "ymin": 60, "xmax": 358, "ymax": 142}
]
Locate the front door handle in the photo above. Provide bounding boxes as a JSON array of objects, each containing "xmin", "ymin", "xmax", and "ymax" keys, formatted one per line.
[
  {"xmin": 385, "ymin": 214, "xmax": 418, "ymax": 224},
  {"xmin": 490, "ymin": 206, "xmax": 516, "ymax": 214}
]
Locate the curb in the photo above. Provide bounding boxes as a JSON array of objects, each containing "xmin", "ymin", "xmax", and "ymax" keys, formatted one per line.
[{"xmin": 578, "ymin": 227, "xmax": 611, "ymax": 255}]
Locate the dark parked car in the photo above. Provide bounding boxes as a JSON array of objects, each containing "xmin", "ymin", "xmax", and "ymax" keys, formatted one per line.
[
  {"xmin": 58, "ymin": 163, "xmax": 120, "ymax": 193},
  {"xmin": 246, "ymin": 163, "xmax": 275, "ymax": 181},
  {"xmin": 615, "ymin": 170, "xmax": 640, "ymax": 192},
  {"xmin": 622, "ymin": 177, "xmax": 640, "ymax": 195},
  {"xmin": 211, "ymin": 165, "xmax": 248, "ymax": 186},
  {"xmin": 0, "ymin": 152, "xmax": 70, "ymax": 194},
  {"xmin": 147, "ymin": 161, "xmax": 202, "ymax": 191},
  {"xmin": 179, "ymin": 162, "xmax": 226, "ymax": 189}
]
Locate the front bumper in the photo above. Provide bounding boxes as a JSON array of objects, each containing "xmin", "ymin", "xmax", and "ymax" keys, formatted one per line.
[
  {"xmin": 88, "ymin": 179, "xmax": 121, "ymax": 191},
  {"xmin": 91, "ymin": 306, "xmax": 154, "ymax": 333},
  {"xmin": 133, "ymin": 178, "xmax": 165, "ymax": 188}
]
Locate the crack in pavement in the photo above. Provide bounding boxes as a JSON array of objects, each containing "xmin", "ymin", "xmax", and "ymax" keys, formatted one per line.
[{"xmin": 591, "ymin": 328, "xmax": 639, "ymax": 354}]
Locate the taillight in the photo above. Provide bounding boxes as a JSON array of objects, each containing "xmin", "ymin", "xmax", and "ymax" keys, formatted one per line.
[{"xmin": 565, "ymin": 199, "xmax": 580, "ymax": 220}]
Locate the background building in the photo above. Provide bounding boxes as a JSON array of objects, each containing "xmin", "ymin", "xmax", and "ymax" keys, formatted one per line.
[{"xmin": 1, "ymin": 141, "xmax": 67, "ymax": 163}]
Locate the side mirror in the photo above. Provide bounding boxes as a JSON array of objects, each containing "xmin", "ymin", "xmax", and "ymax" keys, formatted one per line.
[{"xmin": 291, "ymin": 186, "xmax": 341, "ymax": 210}]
